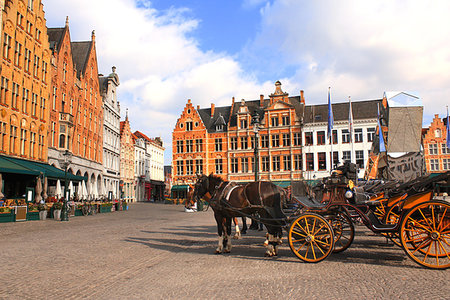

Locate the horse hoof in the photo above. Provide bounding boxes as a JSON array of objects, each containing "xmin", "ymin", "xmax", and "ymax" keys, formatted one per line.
[
  {"xmin": 224, "ymin": 249, "xmax": 231, "ymax": 253},
  {"xmin": 215, "ymin": 251, "xmax": 222, "ymax": 254}
]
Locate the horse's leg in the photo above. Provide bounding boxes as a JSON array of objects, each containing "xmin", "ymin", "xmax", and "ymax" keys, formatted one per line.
[
  {"xmin": 224, "ymin": 217, "xmax": 233, "ymax": 253},
  {"xmin": 215, "ymin": 213, "xmax": 224, "ymax": 254},
  {"xmin": 241, "ymin": 217, "xmax": 247, "ymax": 234},
  {"xmin": 233, "ymin": 217, "xmax": 241, "ymax": 239}
]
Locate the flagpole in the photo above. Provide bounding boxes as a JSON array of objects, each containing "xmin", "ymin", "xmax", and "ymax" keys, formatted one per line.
[
  {"xmin": 349, "ymin": 96, "xmax": 355, "ymax": 164},
  {"xmin": 328, "ymin": 87, "xmax": 334, "ymax": 172}
]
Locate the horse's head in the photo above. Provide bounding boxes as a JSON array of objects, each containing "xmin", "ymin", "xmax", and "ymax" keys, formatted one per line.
[{"xmin": 193, "ymin": 174, "xmax": 209, "ymax": 201}]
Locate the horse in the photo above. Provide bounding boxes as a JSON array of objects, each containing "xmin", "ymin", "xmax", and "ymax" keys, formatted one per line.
[{"xmin": 193, "ymin": 174, "xmax": 287, "ymax": 256}]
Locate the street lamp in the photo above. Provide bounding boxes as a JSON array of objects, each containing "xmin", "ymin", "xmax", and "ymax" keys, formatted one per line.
[
  {"xmin": 252, "ymin": 112, "xmax": 260, "ymax": 182},
  {"xmin": 59, "ymin": 150, "xmax": 72, "ymax": 221}
]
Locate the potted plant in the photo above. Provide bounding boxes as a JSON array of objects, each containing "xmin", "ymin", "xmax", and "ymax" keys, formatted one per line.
[
  {"xmin": 0, "ymin": 206, "xmax": 15, "ymax": 223},
  {"xmin": 26, "ymin": 203, "xmax": 40, "ymax": 221},
  {"xmin": 52, "ymin": 202, "xmax": 62, "ymax": 220},
  {"xmin": 38, "ymin": 203, "xmax": 47, "ymax": 220}
]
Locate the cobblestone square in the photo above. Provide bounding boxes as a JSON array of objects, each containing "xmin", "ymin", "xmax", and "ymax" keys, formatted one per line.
[{"xmin": 0, "ymin": 203, "xmax": 448, "ymax": 299}]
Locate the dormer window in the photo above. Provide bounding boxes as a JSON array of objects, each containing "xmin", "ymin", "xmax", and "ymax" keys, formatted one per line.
[
  {"xmin": 240, "ymin": 119, "xmax": 247, "ymax": 129},
  {"xmin": 186, "ymin": 121, "xmax": 193, "ymax": 131},
  {"xmin": 216, "ymin": 125, "xmax": 223, "ymax": 132}
]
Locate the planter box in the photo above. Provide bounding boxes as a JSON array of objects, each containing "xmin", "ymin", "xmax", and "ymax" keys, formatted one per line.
[
  {"xmin": 0, "ymin": 212, "xmax": 15, "ymax": 223},
  {"xmin": 100, "ymin": 206, "xmax": 112, "ymax": 213},
  {"xmin": 74, "ymin": 209, "xmax": 83, "ymax": 216},
  {"xmin": 26, "ymin": 211, "xmax": 40, "ymax": 221},
  {"xmin": 122, "ymin": 203, "xmax": 128, "ymax": 211}
]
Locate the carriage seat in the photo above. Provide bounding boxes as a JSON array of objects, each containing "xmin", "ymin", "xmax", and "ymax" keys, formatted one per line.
[{"xmin": 292, "ymin": 195, "xmax": 327, "ymax": 209}]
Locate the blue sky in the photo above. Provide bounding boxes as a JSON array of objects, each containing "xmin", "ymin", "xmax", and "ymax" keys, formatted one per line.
[{"xmin": 43, "ymin": 0, "xmax": 450, "ymax": 165}]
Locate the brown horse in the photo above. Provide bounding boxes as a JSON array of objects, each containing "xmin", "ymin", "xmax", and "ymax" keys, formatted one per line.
[{"xmin": 193, "ymin": 174, "xmax": 287, "ymax": 256}]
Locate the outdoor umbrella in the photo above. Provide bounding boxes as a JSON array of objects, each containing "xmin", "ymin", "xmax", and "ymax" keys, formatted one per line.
[
  {"xmin": 92, "ymin": 181, "xmax": 99, "ymax": 200},
  {"xmin": 81, "ymin": 180, "xmax": 88, "ymax": 200},
  {"xmin": 102, "ymin": 180, "xmax": 107, "ymax": 197},
  {"xmin": 56, "ymin": 180, "xmax": 62, "ymax": 199},
  {"xmin": 0, "ymin": 173, "xmax": 4, "ymax": 198},
  {"xmin": 68, "ymin": 181, "xmax": 74, "ymax": 200},
  {"xmin": 88, "ymin": 181, "xmax": 93, "ymax": 200},
  {"xmin": 43, "ymin": 177, "xmax": 48, "ymax": 200},
  {"xmin": 77, "ymin": 181, "xmax": 82, "ymax": 200},
  {"xmin": 35, "ymin": 176, "xmax": 42, "ymax": 203}
]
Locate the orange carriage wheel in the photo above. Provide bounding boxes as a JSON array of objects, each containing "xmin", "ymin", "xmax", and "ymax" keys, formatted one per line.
[
  {"xmin": 327, "ymin": 212, "xmax": 354, "ymax": 253},
  {"xmin": 400, "ymin": 200, "xmax": 450, "ymax": 269},
  {"xmin": 288, "ymin": 213, "xmax": 334, "ymax": 263},
  {"xmin": 383, "ymin": 204, "xmax": 402, "ymax": 247}
]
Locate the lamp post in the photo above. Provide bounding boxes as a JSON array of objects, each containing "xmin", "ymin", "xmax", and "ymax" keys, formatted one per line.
[
  {"xmin": 59, "ymin": 150, "xmax": 72, "ymax": 221},
  {"xmin": 252, "ymin": 112, "xmax": 260, "ymax": 182}
]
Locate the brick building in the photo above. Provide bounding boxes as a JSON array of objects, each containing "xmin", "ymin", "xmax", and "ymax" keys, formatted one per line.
[
  {"xmin": 0, "ymin": 0, "xmax": 51, "ymax": 162},
  {"xmin": 423, "ymin": 114, "xmax": 450, "ymax": 173},
  {"xmin": 47, "ymin": 19, "xmax": 103, "ymax": 195},
  {"xmin": 120, "ymin": 111, "xmax": 135, "ymax": 202},
  {"xmin": 172, "ymin": 81, "xmax": 305, "ymax": 194}
]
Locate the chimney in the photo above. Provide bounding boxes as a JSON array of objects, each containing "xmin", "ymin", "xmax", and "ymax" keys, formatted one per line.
[
  {"xmin": 260, "ymin": 94, "xmax": 264, "ymax": 107},
  {"xmin": 211, "ymin": 103, "xmax": 215, "ymax": 117},
  {"xmin": 300, "ymin": 90, "xmax": 305, "ymax": 104}
]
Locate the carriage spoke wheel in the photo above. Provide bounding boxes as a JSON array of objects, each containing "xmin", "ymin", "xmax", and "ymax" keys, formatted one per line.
[
  {"xmin": 328, "ymin": 212, "xmax": 354, "ymax": 253},
  {"xmin": 288, "ymin": 213, "xmax": 334, "ymax": 263},
  {"xmin": 383, "ymin": 204, "xmax": 402, "ymax": 247},
  {"xmin": 400, "ymin": 201, "xmax": 450, "ymax": 269}
]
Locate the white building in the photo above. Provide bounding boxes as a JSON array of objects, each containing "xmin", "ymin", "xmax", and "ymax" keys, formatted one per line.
[
  {"xmin": 99, "ymin": 67, "xmax": 121, "ymax": 198},
  {"xmin": 134, "ymin": 135, "xmax": 147, "ymax": 201},
  {"xmin": 302, "ymin": 99, "xmax": 381, "ymax": 179}
]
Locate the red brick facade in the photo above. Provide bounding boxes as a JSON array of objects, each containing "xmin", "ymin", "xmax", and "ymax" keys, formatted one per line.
[{"xmin": 423, "ymin": 114, "xmax": 450, "ymax": 173}]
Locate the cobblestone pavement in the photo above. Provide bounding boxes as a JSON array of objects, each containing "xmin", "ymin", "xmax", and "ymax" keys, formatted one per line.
[{"xmin": 0, "ymin": 203, "xmax": 448, "ymax": 299}]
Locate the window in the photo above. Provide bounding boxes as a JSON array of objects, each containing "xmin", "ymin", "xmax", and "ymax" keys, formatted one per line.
[
  {"xmin": 11, "ymin": 83, "xmax": 19, "ymax": 109},
  {"xmin": 176, "ymin": 140, "xmax": 183, "ymax": 153},
  {"xmin": 317, "ymin": 131, "xmax": 325, "ymax": 145},
  {"xmin": 26, "ymin": 21, "xmax": 32, "ymax": 35},
  {"xmin": 186, "ymin": 121, "xmax": 193, "ymax": 131},
  {"xmin": 435, "ymin": 129, "xmax": 441, "ymax": 138},
  {"xmin": 176, "ymin": 161, "xmax": 183, "ymax": 175},
  {"xmin": 230, "ymin": 137, "xmax": 237, "ymax": 150},
  {"xmin": 215, "ymin": 138, "xmax": 222, "ymax": 151},
  {"xmin": 24, "ymin": 49, "xmax": 31, "ymax": 72},
  {"xmin": 283, "ymin": 155, "xmax": 291, "ymax": 170},
  {"xmin": 186, "ymin": 160, "xmax": 193, "ymax": 175},
  {"xmin": 215, "ymin": 158, "xmax": 223, "ymax": 174},
  {"xmin": 10, "ymin": 125, "xmax": 17, "ymax": 153},
  {"xmin": 31, "ymin": 93, "xmax": 37, "ymax": 116},
  {"xmin": 250, "ymin": 136, "xmax": 256, "ymax": 149},
  {"xmin": 342, "ymin": 151, "xmax": 351, "ymax": 162},
  {"xmin": 271, "ymin": 116, "xmax": 279, "ymax": 127},
  {"xmin": 0, "ymin": 77, "xmax": 9, "ymax": 105},
  {"xmin": 63, "ymin": 61, "xmax": 67, "ymax": 82},
  {"xmin": 251, "ymin": 157, "xmax": 256, "ymax": 172},
  {"xmin": 3, "ymin": 34, "xmax": 11, "ymax": 60},
  {"xmin": 0, "ymin": 122, "xmax": 7, "ymax": 151},
  {"xmin": 216, "ymin": 124, "xmax": 223, "ymax": 132},
  {"xmin": 52, "ymin": 87, "xmax": 57, "ymax": 109},
  {"xmin": 443, "ymin": 158, "xmax": 450, "ymax": 170},
  {"xmin": 356, "ymin": 150, "xmax": 364, "ymax": 168},
  {"xmin": 306, "ymin": 153, "xmax": 314, "ymax": 171},
  {"xmin": 262, "ymin": 156, "xmax": 269, "ymax": 172},
  {"xmin": 331, "ymin": 151, "xmax": 339, "ymax": 168},
  {"xmin": 17, "ymin": 13, "xmax": 23, "ymax": 27},
  {"xmin": 14, "ymin": 41, "xmax": 22, "ymax": 67},
  {"xmin": 241, "ymin": 157, "xmax": 248, "ymax": 173},
  {"xmin": 33, "ymin": 55, "xmax": 40, "ymax": 77},
  {"xmin": 283, "ymin": 133, "xmax": 290, "ymax": 147},
  {"xmin": 195, "ymin": 159, "xmax": 203, "ymax": 174},
  {"xmin": 260, "ymin": 135, "xmax": 269, "ymax": 148},
  {"xmin": 240, "ymin": 136, "xmax": 248, "ymax": 149},
  {"xmin": 342, "ymin": 129, "xmax": 350, "ymax": 143},
  {"xmin": 22, "ymin": 88, "xmax": 29, "ymax": 113},
  {"xmin": 195, "ymin": 139, "xmax": 203, "ymax": 152},
  {"xmin": 35, "ymin": 28, "xmax": 41, "ymax": 41},
  {"xmin": 429, "ymin": 144, "xmax": 438, "ymax": 155},
  {"xmin": 430, "ymin": 159, "xmax": 439, "ymax": 171},
  {"xmin": 293, "ymin": 133, "xmax": 301, "ymax": 146},
  {"xmin": 20, "ymin": 129, "xmax": 27, "ymax": 155},
  {"xmin": 59, "ymin": 134, "xmax": 65, "ymax": 148},
  {"xmin": 355, "ymin": 128, "xmax": 363, "ymax": 143},
  {"xmin": 294, "ymin": 155, "xmax": 302, "ymax": 170},
  {"xmin": 272, "ymin": 134, "xmax": 280, "ymax": 147},
  {"xmin": 30, "ymin": 132, "xmax": 36, "ymax": 157},
  {"xmin": 240, "ymin": 119, "xmax": 247, "ymax": 129},
  {"xmin": 272, "ymin": 156, "xmax": 280, "ymax": 171},
  {"xmin": 185, "ymin": 140, "xmax": 193, "ymax": 153},
  {"xmin": 318, "ymin": 152, "xmax": 326, "ymax": 170},
  {"xmin": 442, "ymin": 143, "xmax": 450, "ymax": 155},
  {"xmin": 332, "ymin": 130, "xmax": 338, "ymax": 144},
  {"xmin": 367, "ymin": 128, "xmax": 376, "ymax": 142},
  {"xmin": 282, "ymin": 115, "xmax": 290, "ymax": 126},
  {"xmin": 305, "ymin": 132, "xmax": 313, "ymax": 146},
  {"xmin": 231, "ymin": 158, "xmax": 238, "ymax": 173}
]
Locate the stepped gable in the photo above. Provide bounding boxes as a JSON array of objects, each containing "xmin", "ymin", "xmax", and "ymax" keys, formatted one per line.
[
  {"xmin": 197, "ymin": 105, "xmax": 232, "ymax": 133},
  {"xmin": 47, "ymin": 27, "xmax": 66, "ymax": 52},
  {"xmin": 304, "ymin": 99, "xmax": 382, "ymax": 124},
  {"xmin": 71, "ymin": 41, "xmax": 92, "ymax": 78}
]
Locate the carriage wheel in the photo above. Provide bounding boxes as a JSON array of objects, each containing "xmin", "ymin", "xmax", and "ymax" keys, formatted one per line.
[
  {"xmin": 288, "ymin": 213, "xmax": 334, "ymax": 263},
  {"xmin": 373, "ymin": 199, "xmax": 388, "ymax": 221},
  {"xmin": 383, "ymin": 204, "xmax": 402, "ymax": 247},
  {"xmin": 400, "ymin": 201, "xmax": 450, "ymax": 269},
  {"xmin": 328, "ymin": 212, "xmax": 354, "ymax": 253}
]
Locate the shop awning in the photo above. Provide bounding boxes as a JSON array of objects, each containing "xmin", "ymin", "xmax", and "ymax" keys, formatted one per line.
[
  {"xmin": 272, "ymin": 181, "xmax": 291, "ymax": 188},
  {"xmin": 0, "ymin": 156, "xmax": 40, "ymax": 176},
  {"xmin": 0, "ymin": 155, "xmax": 86, "ymax": 181},
  {"xmin": 171, "ymin": 185, "xmax": 188, "ymax": 191}
]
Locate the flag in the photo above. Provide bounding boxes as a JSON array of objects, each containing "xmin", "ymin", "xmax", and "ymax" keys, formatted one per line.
[
  {"xmin": 447, "ymin": 106, "xmax": 450, "ymax": 149},
  {"xmin": 348, "ymin": 96, "xmax": 354, "ymax": 142},
  {"xmin": 327, "ymin": 87, "xmax": 334, "ymax": 142},
  {"xmin": 377, "ymin": 104, "xmax": 386, "ymax": 152}
]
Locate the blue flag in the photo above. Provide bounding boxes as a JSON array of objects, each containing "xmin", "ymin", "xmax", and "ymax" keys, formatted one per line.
[
  {"xmin": 447, "ymin": 106, "xmax": 450, "ymax": 149},
  {"xmin": 377, "ymin": 104, "xmax": 386, "ymax": 152},
  {"xmin": 327, "ymin": 88, "xmax": 333, "ymax": 141}
]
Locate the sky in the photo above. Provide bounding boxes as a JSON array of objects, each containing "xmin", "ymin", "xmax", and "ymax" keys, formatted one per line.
[{"xmin": 43, "ymin": 0, "xmax": 450, "ymax": 165}]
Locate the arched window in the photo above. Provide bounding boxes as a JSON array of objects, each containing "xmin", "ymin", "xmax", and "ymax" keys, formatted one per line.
[{"xmin": 59, "ymin": 134, "xmax": 65, "ymax": 148}]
